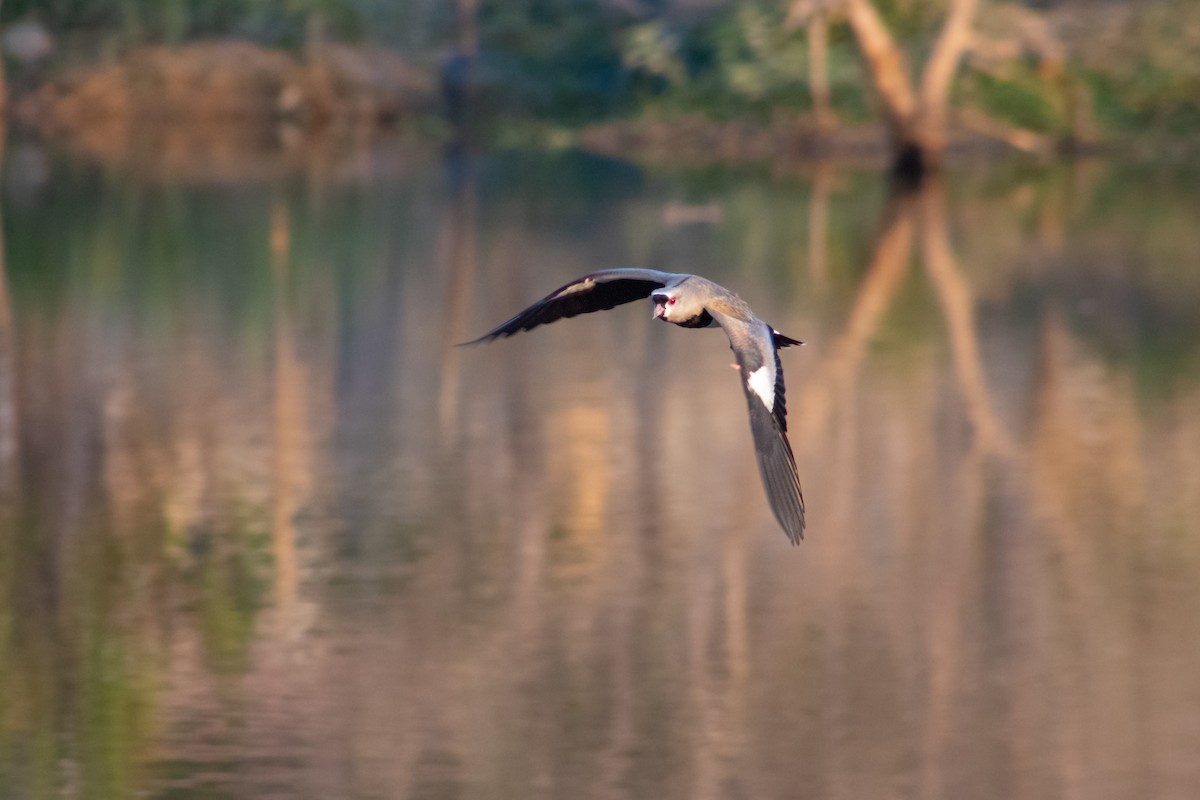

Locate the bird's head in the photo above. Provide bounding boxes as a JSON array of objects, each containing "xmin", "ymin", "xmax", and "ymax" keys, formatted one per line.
[
  {"xmin": 652, "ymin": 287, "xmax": 703, "ymax": 324},
  {"xmin": 651, "ymin": 291, "xmax": 674, "ymax": 322}
]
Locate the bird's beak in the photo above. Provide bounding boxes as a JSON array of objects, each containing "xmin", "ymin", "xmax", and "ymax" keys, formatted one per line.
[{"xmin": 653, "ymin": 303, "xmax": 666, "ymax": 320}]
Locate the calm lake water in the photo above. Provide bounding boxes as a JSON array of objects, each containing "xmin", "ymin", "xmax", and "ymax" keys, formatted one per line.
[{"xmin": 1, "ymin": 138, "xmax": 1199, "ymax": 799}]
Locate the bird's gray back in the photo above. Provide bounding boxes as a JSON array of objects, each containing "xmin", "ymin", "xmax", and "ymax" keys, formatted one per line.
[{"xmin": 675, "ymin": 275, "xmax": 755, "ymax": 322}]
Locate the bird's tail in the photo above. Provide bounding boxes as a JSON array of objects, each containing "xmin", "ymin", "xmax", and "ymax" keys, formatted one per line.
[{"xmin": 772, "ymin": 330, "xmax": 804, "ymax": 349}]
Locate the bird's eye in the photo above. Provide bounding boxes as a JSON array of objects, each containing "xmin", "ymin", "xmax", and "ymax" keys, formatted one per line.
[{"xmin": 668, "ymin": 297, "xmax": 676, "ymax": 305}]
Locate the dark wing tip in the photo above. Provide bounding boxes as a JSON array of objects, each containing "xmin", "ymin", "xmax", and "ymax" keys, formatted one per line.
[
  {"xmin": 756, "ymin": 350, "xmax": 805, "ymax": 543},
  {"xmin": 746, "ymin": 392, "xmax": 806, "ymax": 544},
  {"xmin": 456, "ymin": 328, "xmax": 512, "ymax": 346},
  {"xmin": 456, "ymin": 330, "xmax": 508, "ymax": 347}
]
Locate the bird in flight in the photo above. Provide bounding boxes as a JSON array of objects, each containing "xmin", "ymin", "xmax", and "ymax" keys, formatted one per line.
[{"xmin": 464, "ymin": 269, "xmax": 806, "ymax": 544}]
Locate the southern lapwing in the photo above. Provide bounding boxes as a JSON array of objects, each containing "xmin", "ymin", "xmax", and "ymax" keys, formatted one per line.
[{"xmin": 464, "ymin": 269, "xmax": 806, "ymax": 544}]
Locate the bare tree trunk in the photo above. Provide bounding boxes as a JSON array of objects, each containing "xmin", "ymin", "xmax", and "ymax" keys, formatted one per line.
[
  {"xmin": 0, "ymin": 120, "xmax": 14, "ymax": 496},
  {"xmin": 837, "ymin": 0, "xmax": 979, "ymax": 175},
  {"xmin": 842, "ymin": 0, "xmax": 917, "ymax": 141},
  {"xmin": 808, "ymin": 11, "xmax": 835, "ymax": 130},
  {"xmin": 457, "ymin": 0, "xmax": 479, "ymax": 56},
  {"xmin": 305, "ymin": 12, "xmax": 335, "ymax": 122},
  {"xmin": 916, "ymin": 0, "xmax": 979, "ymax": 156},
  {"xmin": 443, "ymin": 0, "xmax": 478, "ymax": 132},
  {"xmin": 0, "ymin": 0, "xmax": 6, "ymax": 116}
]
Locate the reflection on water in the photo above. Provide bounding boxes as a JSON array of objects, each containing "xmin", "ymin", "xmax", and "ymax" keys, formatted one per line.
[{"xmin": 1, "ymin": 142, "xmax": 1199, "ymax": 799}]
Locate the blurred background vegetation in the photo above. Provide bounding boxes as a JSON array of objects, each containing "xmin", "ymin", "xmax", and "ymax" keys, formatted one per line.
[{"xmin": 2, "ymin": 0, "xmax": 1199, "ymax": 155}]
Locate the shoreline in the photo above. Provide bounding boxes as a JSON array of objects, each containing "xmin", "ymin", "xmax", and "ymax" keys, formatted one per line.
[{"xmin": 6, "ymin": 38, "xmax": 1183, "ymax": 178}]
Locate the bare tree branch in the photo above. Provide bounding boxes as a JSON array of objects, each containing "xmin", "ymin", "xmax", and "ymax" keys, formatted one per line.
[
  {"xmin": 832, "ymin": 0, "xmax": 981, "ymax": 171},
  {"xmin": 808, "ymin": 11, "xmax": 835, "ymax": 130},
  {"xmin": 842, "ymin": 0, "xmax": 917, "ymax": 138},
  {"xmin": 917, "ymin": 0, "xmax": 980, "ymax": 151}
]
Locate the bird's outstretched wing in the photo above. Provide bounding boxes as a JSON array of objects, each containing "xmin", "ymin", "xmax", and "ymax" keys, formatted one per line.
[
  {"xmin": 714, "ymin": 314, "xmax": 806, "ymax": 544},
  {"xmin": 462, "ymin": 269, "xmax": 676, "ymax": 345}
]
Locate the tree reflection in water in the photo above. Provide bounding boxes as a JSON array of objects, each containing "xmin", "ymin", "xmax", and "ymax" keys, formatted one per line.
[{"xmin": 0, "ymin": 145, "xmax": 1198, "ymax": 799}]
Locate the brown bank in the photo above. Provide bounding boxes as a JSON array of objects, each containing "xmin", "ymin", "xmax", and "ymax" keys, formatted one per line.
[{"xmin": 14, "ymin": 40, "xmax": 438, "ymax": 177}]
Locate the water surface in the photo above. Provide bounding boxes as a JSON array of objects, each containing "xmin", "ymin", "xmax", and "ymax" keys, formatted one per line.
[{"xmin": 2, "ymin": 143, "xmax": 1199, "ymax": 799}]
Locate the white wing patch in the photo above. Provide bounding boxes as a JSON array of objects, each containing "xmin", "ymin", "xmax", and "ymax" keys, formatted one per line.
[
  {"xmin": 746, "ymin": 364, "xmax": 774, "ymax": 411},
  {"xmin": 557, "ymin": 278, "xmax": 594, "ymax": 297}
]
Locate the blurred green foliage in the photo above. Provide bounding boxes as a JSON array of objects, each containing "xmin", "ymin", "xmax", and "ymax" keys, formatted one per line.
[
  {"xmin": 0, "ymin": 0, "xmax": 445, "ymax": 48},
  {"xmin": 1076, "ymin": 1, "xmax": 1200, "ymax": 134},
  {"xmin": 962, "ymin": 68, "xmax": 1065, "ymax": 134},
  {"xmin": 192, "ymin": 513, "xmax": 273, "ymax": 677},
  {"xmin": 474, "ymin": 0, "xmax": 631, "ymax": 121},
  {"xmin": 2, "ymin": 0, "xmax": 1199, "ymax": 137},
  {"xmin": 617, "ymin": 3, "xmax": 871, "ymax": 123},
  {"xmin": 621, "ymin": 0, "xmax": 1200, "ymax": 138}
]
